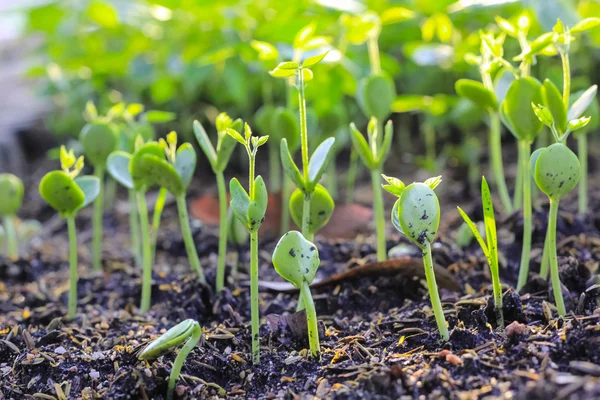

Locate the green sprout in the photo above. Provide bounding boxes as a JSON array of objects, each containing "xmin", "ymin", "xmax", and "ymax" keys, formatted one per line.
[
  {"xmin": 226, "ymin": 207, "xmax": 249, "ymax": 279},
  {"xmin": 193, "ymin": 113, "xmax": 242, "ymax": 292},
  {"xmin": 39, "ymin": 146, "xmax": 100, "ymax": 319},
  {"xmin": 383, "ymin": 175, "xmax": 449, "ymax": 341},
  {"xmin": 531, "ymin": 143, "xmax": 581, "ymax": 316},
  {"xmin": 272, "ymin": 231, "xmax": 321, "ymax": 358},
  {"xmin": 457, "ymin": 177, "xmax": 504, "ymax": 327},
  {"xmin": 227, "ymin": 123, "xmax": 269, "ymax": 364},
  {"xmin": 79, "ymin": 102, "xmax": 119, "ymax": 271},
  {"xmin": 0, "ymin": 174, "xmax": 24, "ymax": 260},
  {"xmin": 573, "ymin": 89, "xmax": 599, "ymax": 214},
  {"xmin": 499, "ymin": 77, "xmax": 543, "ymax": 291},
  {"xmin": 350, "ymin": 119, "xmax": 393, "ymax": 261},
  {"xmin": 270, "ymin": 52, "xmax": 336, "ymax": 242},
  {"xmin": 138, "ymin": 319, "xmax": 202, "ymax": 400}
]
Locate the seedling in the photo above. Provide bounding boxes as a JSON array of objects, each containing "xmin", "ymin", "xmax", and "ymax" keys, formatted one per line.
[
  {"xmin": 457, "ymin": 177, "xmax": 504, "ymax": 327},
  {"xmin": 350, "ymin": 118, "xmax": 393, "ymax": 261},
  {"xmin": 531, "ymin": 143, "xmax": 581, "ymax": 316},
  {"xmin": 0, "ymin": 174, "xmax": 24, "ymax": 260},
  {"xmin": 79, "ymin": 101, "xmax": 119, "ymax": 271},
  {"xmin": 194, "ymin": 113, "xmax": 242, "ymax": 292},
  {"xmin": 383, "ymin": 175, "xmax": 449, "ymax": 341},
  {"xmin": 39, "ymin": 146, "xmax": 100, "ymax": 319},
  {"xmin": 272, "ymin": 231, "xmax": 321, "ymax": 357},
  {"xmin": 270, "ymin": 53, "xmax": 336, "ymax": 242},
  {"xmin": 227, "ymin": 207, "xmax": 249, "ymax": 278},
  {"xmin": 138, "ymin": 319, "xmax": 202, "ymax": 400},
  {"xmin": 499, "ymin": 77, "xmax": 543, "ymax": 291},
  {"xmin": 227, "ymin": 123, "xmax": 269, "ymax": 364}
]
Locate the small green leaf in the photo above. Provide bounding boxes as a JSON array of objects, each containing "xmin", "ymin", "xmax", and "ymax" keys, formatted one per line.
[
  {"xmin": 307, "ymin": 137, "xmax": 335, "ymax": 187},
  {"xmin": 456, "ymin": 206, "xmax": 489, "ymax": 256},
  {"xmin": 542, "ymin": 79, "xmax": 567, "ymax": 133},
  {"xmin": 138, "ymin": 319, "xmax": 200, "ymax": 360},
  {"xmin": 501, "ymin": 77, "xmax": 544, "ymax": 142},
  {"xmin": 215, "ymin": 133, "xmax": 237, "ymax": 172},
  {"xmin": 272, "ymin": 107, "xmax": 300, "ymax": 151},
  {"xmin": 567, "ymin": 116, "xmax": 591, "ymax": 132},
  {"xmin": 107, "ymin": 151, "xmax": 134, "ymax": 189},
  {"xmin": 79, "ymin": 121, "xmax": 119, "ymax": 167},
  {"xmin": 250, "ymin": 40, "xmax": 279, "ymax": 61},
  {"xmin": 289, "ymin": 185, "xmax": 334, "ymax": 235},
  {"xmin": 39, "ymin": 171, "xmax": 85, "ymax": 217},
  {"xmin": 143, "ymin": 110, "xmax": 176, "ymax": 123},
  {"xmin": 570, "ymin": 17, "xmax": 600, "ymax": 33},
  {"xmin": 216, "ymin": 113, "xmax": 233, "ymax": 132},
  {"xmin": 376, "ymin": 121, "xmax": 394, "ymax": 166},
  {"xmin": 424, "ymin": 176, "xmax": 442, "ymax": 190},
  {"xmin": 531, "ymin": 103, "xmax": 554, "ymax": 127},
  {"xmin": 349, "ymin": 123, "xmax": 375, "ymax": 169},
  {"xmin": 276, "ymin": 61, "xmax": 299, "ymax": 70},
  {"xmin": 229, "ymin": 178, "xmax": 251, "ymax": 230},
  {"xmin": 495, "ymin": 16, "xmax": 518, "ymax": 37},
  {"xmin": 382, "ymin": 174, "xmax": 405, "ymax": 197},
  {"xmin": 302, "ymin": 51, "xmax": 328, "ymax": 68},
  {"xmin": 248, "ymin": 176, "xmax": 268, "ymax": 232},
  {"xmin": 175, "ymin": 143, "xmax": 196, "ymax": 189},
  {"xmin": 130, "ymin": 142, "xmax": 168, "ymax": 190},
  {"xmin": 74, "ymin": 176, "xmax": 100, "ymax": 209},
  {"xmin": 356, "ymin": 73, "xmax": 396, "ymax": 120},
  {"xmin": 0, "ymin": 174, "xmax": 24, "ymax": 216},
  {"xmin": 60, "ymin": 146, "xmax": 76, "ymax": 170},
  {"xmin": 244, "ymin": 123, "xmax": 253, "ymax": 141},
  {"xmin": 256, "ymin": 136, "xmax": 269, "ymax": 147},
  {"xmin": 227, "ymin": 207, "xmax": 249, "ymax": 247},
  {"xmin": 193, "ymin": 120, "xmax": 217, "ymax": 170},
  {"xmin": 381, "ymin": 7, "xmax": 415, "ymax": 24},
  {"xmin": 126, "ymin": 103, "xmax": 144, "ymax": 117},
  {"xmin": 455, "ymin": 79, "xmax": 498, "ymax": 110},
  {"xmin": 391, "ymin": 199, "xmax": 402, "ymax": 234},
  {"xmin": 481, "ymin": 176, "xmax": 497, "ymax": 261},
  {"xmin": 396, "ymin": 182, "xmax": 440, "ymax": 249},
  {"xmin": 294, "ymin": 22, "xmax": 316, "ymax": 49},
  {"xmin": 85, "ymin": 101, "xmax": 98, "ymax": 121},
  {"xmin": 534, "ymin": 143, "xmax": 581, "ymax": 200},
  {"xmin": 568, "ymin": 85, "xmax": 598, "ymax": 121},
  {"xmin": 269, "ymin": 68, "xmax": 297, "ymax": 78},
  {"xmin": 280, "ymin": 139, "xmax": 305, "ymax": 190},
  {"xmin": 226, "ymin": 128, "xmax": 247, "ymax": 146},
  {"xmin": 136, "ymin": 154, "xmax": 184, "ymax": 196},
  {"xmin": 272, "ymin": 231, "xmax": 320, "ymax": 288}
]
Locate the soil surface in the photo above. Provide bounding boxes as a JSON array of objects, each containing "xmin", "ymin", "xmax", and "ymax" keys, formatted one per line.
[{"xmin": 2, "ymin": 156, "xmax": 600, "ymax": 400}]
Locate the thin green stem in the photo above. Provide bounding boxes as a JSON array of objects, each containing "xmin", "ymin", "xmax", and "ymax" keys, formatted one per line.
[
  {"xmin": 151, "ymin": 188, "xmax": 167, "ymax": 261},
  {"xmin": 128, "ymin": 190, "xmax": 142, "ymax": 267},
  {"xmin": 371, "ymin": 169, "xmax": 386, "ymax": 261},
  {"xmin": 302, "ymin": 192, "xmax": 313, "ymax": 242},
  {"xmin": 216, "ymin": 172, "xmax": 228, "ymax": 291},
  {"xmin": 138, "ymin": 191, "xmax": 153, "ymax": 313},
  {"xmin": 489, "ymin": 112, "xmax": 513, "ymax": 213},
  {"xmin": 540, "ymin": 226, "xmax": 550, "ymax": 279},
  {"xmin": 248, "ymin": 150, "xmax": 256, "ymax": 199},
  {"xmin": 513, "ymin": 146, "xmax": 523, "ymax": 211},
  {"xmin": 268, "ymin": 142, "xmax": 281, "ymax": 193},
  {"xmin": 250, "ymin": 230, "xmax": 260, "ymax": 364},
  {"xmin": 516, "ymin": 141, "xmax": 532, "ymax": 291},
  {"xmin": 345, "ymin": 148, "xmax": 359, "ymax": 204},
  {"xmin": 176, "ymin": 195, "xmax": 205, "ymax": 283},
  {"xmin": 367, "ymin": 35, "xmax": 381, "ymax": 75},
  {"xmin": 3, "ymin": 216, "xmax": 18, "ymax": 260},
  {"xmin": 422, "ymin": 241, "xmax": 449, "ymax": 341},
  {"xmin": 578, "ymin": 135, "xmax": 587, "ymax": 215},
  {"xmin": 301, "ymin": 281, "xmax": 320, "ymax": 358},
  {"xmin": 548, "ymin": 200, "xmax": 566, "ymax": 316},
  {"xmin": 67, "ymin": 215, "xmax": 78, "ymax": 320},
  {"xmin": 280, "ymin": 176, "xmax": 291, "ymax": 235},
  {"xmin": 490, "ymin": 263, "xmax": 504, "ymax": 328},
  {"xmin": 104, "ymin": 177, "xmax": 116, "ymax": 211},
  {"xmin": 560, "ymin": 51, "xmax": 570, "ymax": 108},
  {"xmin": 297, "ymin": 70, "xmax": 309, "ymax": 182},
  {"xmin": 92, "ymin": 166, "xmax": 105, "ymax": 271},
  {"xmin": 167, "ymin": 325, "xmax": 201, "ymax": 400}
]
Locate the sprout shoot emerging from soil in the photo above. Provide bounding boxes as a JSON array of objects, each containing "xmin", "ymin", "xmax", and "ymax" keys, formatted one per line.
[
  {"xmin": 272, "ymin": 231, "xmax": 321, "ymax": 358},
  {"xmin": 270, "ymin": 52, "xmax": 336, "ymax": 242},
  {"xmin": 383, "ymin": 175, "xmax": 449, "ymax": 341},
  {"xmin": 39, "ymin": 146, "xmax": 100, "ymax": 319},
  {"xmin": 227, "ymin": 123, "xmax": 269, "ymax": 364},
  {"xmin": 0, "ymin": 173, "xmax": 24, "ymax": 260},
  {"xmin": 350, "ymin": 119, "xmax": 393, "ymax": 261},
  {"xmin": 138, "ymin": 319, "xmax": 202, "ymax": 400},
  {"xmin": 457, "ymin": 177, "xmax": 504, "ymax": 327},
  {"xmin": 194, "ymin": 113, "xmax": 242, "ymax": 292},
  {"xmin": 80, "ymin": 101, "xmax": 119, "ymax": 271}
]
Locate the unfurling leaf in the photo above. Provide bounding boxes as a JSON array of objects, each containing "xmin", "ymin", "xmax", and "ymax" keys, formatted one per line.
[
  {"xmin": 455, "ymin": 79, "xmax": 498, "ymax": 110},
  {"xmin": 272, "ymin": 231, "xmax": 320, "ymax": 288},
  {"xmin": 307, "ymin": 137, "xmax": 335, "ymax": 188},
  {"xmin": 356, "ymin": 73, "xmax": 396, "ymax": 120}
]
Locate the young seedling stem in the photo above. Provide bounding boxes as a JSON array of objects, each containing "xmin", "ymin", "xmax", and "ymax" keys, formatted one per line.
[
  {"xmin": 3, "ymin": 216, "xmax": 17, "ymax": 260},
  {"xmin": 128, "ymin": 189, "xmax": 142, "ymax": 267},
  {"xmin": 138, "ymin": 191, "xmax": 153, "ymax": 313},
  {"xmin": 216, "ymin": 171, "xmax": 227, "ymax": 289},
  {"xmin": 66, "ymin": 215, "xmax": 78, "ymax": 319},
  {"xmin": 516, "ymin": 140, "xmax": 532, "ymax": 291},
  {"xmin": 92, "ymin": 166, "xmax": 105, "ymax": 271},
  {"xmin": 423, "ymin": 241, "xmax": 450, "ymax": 340},
  {"xmin": 547, "ymin": 199, "xmax": 566, "ymax": 316}
]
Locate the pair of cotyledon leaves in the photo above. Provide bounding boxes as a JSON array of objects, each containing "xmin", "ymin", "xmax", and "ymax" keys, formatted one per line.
[
  {"xmin": 349, "ymin": 119, "xmax": 394, "ymax": 171},
  {"xmin": 531, "ymin": 143, "xmax": 581, "ymax": 201},
  {"xmin": 272, "ymin": 230, "xmax": 320, "ymax": 288},
  {"xmin": 39, "ymin": 172, "xmax": 100, "ymax": 218}
]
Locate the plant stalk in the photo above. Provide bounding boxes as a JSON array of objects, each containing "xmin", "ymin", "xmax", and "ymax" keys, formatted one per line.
[
  {"xmin": 167, "ymin": 325, "xmax": 201, "ymax": 400},
  {"xmin": 577, "ymin": 134, "xmax": 587, "ymax": 215},
  {"xmin": 302, "ymin": 192, "xmax": 314, "ymax": 242},
  {"xmin": 176, "ymin": 195, "xmax": 205, "ymax": 283},
  {"xmin": 540, "ymin": 226, "xmax": 550, "ymax": 279},
  {"xmin": 489, "ymin": 112, "xmax": 513, "ymax": 213},
  {"xmin": 3, "ymin": 215, "xmax": 18, "ymax": 260},
  {"xmin": 516, "ymin": 141, "xmax": 532, "ymax": 291},
  {"xmin": 491, "ymin": 267, "xmax": 504, "ymax": 328},
  {"xmin": 548, "ymin": 200, "xmax": 566, "ymax": 316},
  {"xmin": 67, "ymin": 215, "xmax": 78, "ymax": 319},
  {"xmin": 560, "ymin": 51, "xmax": 570, "ymax": 108},
  {"xmin": 513, "ymin": 144, "xmax": 524, "ymax": 211},
  {"xmin": 151, "ymin": 188, "xmax": 167, "ymax": 261},
  {"xmin": 92, "ymin": 166, "xmax": 105, "ymax": 271},
  {"xmin": 216, "ymin": 172, "xmax": 228, "ymax": 291},
  {"xmin": 367, "ymin": 35, "xmax": 381, "ymax": 75},
  {"xmin": 371, "ymin": 169, "xmax": 386, "ymax": 261},
  {"xmin": 138, "ymin": 191, "xmax": 153, "ymax": 313},
  {"xmin": 128, "ymin": 190, "xmax": 142, "ymax": 267},
  {"xmin": 250, "ymin": 230, "xmax": 260, "ymax": 364},
  {"xmin": 301, "ymin": 280, "xmax": 320, "ymax": 358},
  {"xmin": 422, "ymin": 241, "xmax": 449, "ymax": 341}
]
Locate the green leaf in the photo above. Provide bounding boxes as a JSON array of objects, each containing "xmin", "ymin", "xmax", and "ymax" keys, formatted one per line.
[
  {"xmin": 74, "ymin": 176, "xmax": 100, "ymax": 209},
  {"xmin": 424, "ymin": 176, "xmax": 442, "ymax": 190},
  {"xmin": 138, "ymin": 320, "xmax": 200, "ymax": 360},
  {"xmin": 534, "ymin": 143, "xmax": 581, "ymax": 200},
  {"xmin": 144, "ymin": 110, "xmax": 176, "ymax": 123},
  {"xmin": 175, "ymin": 143, "xmax": 197, "ymax": 189},
  {"xmin": 0, "ymin": 174, "xmax": 24, "ymax": 216},
  {"xmin": 530, "ymin": 147, "xmax": 545, "ymax": 178},
  {"xmin": 568, "ymin": 85, "xmax": 598, "ymax": 121},
  {"xmin": 481, "ymin": 176, "xmax": 497, "ymax": 263},
  {"xmin": 85, "ymin": 101, "xmax": 98, "ymax": 121},
  {"xmin": 280, "ymin": 139, "xmax": 305, "ymax": 190},
  {"xmin": 495, "ymin": 16, "xmax": 518, "ymax": 37},
  {"xmin": 501, "ymin": 77, "xmax": 544, "ymax": 142},
  {"xmin": 542, "ymin": 79, "xmax": 567, "ymax": 133},
  {"xmin": 381, "ymin": 7, "xmax": 415, "ymax": 24},
  {"xmin": 248, "ymin": 176, "xmax": 268, "ymax": 232},
  {"xmin": 391, "ymin": 199, "xmax": 403, "ymax": 234},
  {"xmin": 226, "ymin": 128, "xmax": 247, "ymax": 146},
  {"xmin": 136, "ymin": 154, "xmax": 185, "ymax": 196},
  {"xmin": 87, "ymin": 1, "xmax": 119, "ymax": 28},
  {"xmin": 256, "ymin": 136, "xmax": 269, "ymax": 147},
  {"xmin": 381, "ymin": 174, "xmax": 405, "ymax": 197},
  {"xmin": 193, "ymin": 120, "xmax": 217, "ymax": 170},
  {"xmin": 289, "ymin": 185, "xmax": 334, "ymax": 235},
  {"xmin": 227, "ymin": 207, "xmax": 249, "ymax": 247},
  {"xmin": 130, "ymin": 142, "xmax": 167, "ymax": 190},
  {"xmin": 250, "ymin": 40, "xmax": 278, "ymax": 61},
  {"xmin": 356, "ymin": 73, "xmax": 396, "ymax": 120},
  {"xmin": 456, "ymin": 206, "xmax": 489, "ymax": 256},
  {"xmin": 391, "ymin": 95, "xmax": 428, "ymax": 113},
  {"xmin": 215, "ymin": 133, "xmax": 237, "ymax": 172},
  {"xmin": 567, "ymin": 116, "xmax": 591, "ymax": 132},
  {"xmin": 39, "ymin": 171, "xmax": 85, "ymax": 217},
  {"xmin": 272, "ymin": 107, "xmax": 300, "ymax": 151},
  {"xmin": 302, "ymin": 51, "xmax": 328, "ymax": 68},
  {"xmin": 276, "ymin": 61, "xmax": 299, "ymax": 70},
  {"xmin": 396, "ymin": 182, "xmax": 440, "ymax": 249},
  {"xmin": 229, "ymin": 178, "xmax": 251, "ymax": 231},
  {"xmin": 571, "ymin": 17, "xmax": 600, "ymax": 33},
  {"xmin": 126, "ymin": 103, "xmax": 144, "ymax": 117},
  {"xmin": 455, "ymin": 79, "xmax": 498, "ymax": 110},
  {"xmin": 294, "ymin": 22, "xmax": 316, "ymax": 49},
  {"xmin": 307, "ymin": 137, "xmax": 335, "ymax": 187},
  {"xmin": 107, "ymin": 151, "xmax": 134, "ymax": 189},
  {"xmin": 349, "ymin": 123, "xmax": 375, "ymax": 169},
  {"xmin": 301, "ymin": 68, "xmax": 313, "ymax": 82},
  {"xmin": 531, "ymin": 103, "xmax": 554, "ymax": 127},
  {"xmin": 272, "ymin": 231, "xmax": 320, "ymax": 288},
  {"xmin": 376, "ymin": 121, "xmax": 394, "ymax": 166},
  {"xmin": 269, "ymin": 68, "xmax": 297, "ymax": 78},
  {"xmin": 79, "ymin": 121, "xmax": 119, "ymax": 167}
]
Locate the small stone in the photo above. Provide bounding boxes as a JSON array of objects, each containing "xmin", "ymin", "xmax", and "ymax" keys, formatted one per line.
[
  {"xmin": 89, "ymin": 370, "xmax": 100, "ymax": 380},
  {"xmin": 54, "ymin": 346, "xmax": 67, "ymax": 355},
  {"xmin": 505, "ymin": 320, "xmax": 527, "ymax": 337}
]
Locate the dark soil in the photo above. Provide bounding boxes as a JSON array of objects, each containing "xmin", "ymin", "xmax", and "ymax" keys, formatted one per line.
[{"xmin": 2, "ymin": 165, "xmax": 600, "ymax": 399}]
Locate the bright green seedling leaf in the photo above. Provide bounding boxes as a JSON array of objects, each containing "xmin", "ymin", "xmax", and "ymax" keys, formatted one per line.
[
  {"xmin": 272, "ymin": 230, "xmax": 319, "ymax": 288},
  {"xmin": 455, "ymin": 79, "xmax": 498, "ymax": 110},
  {"xmin": 377, "ymin": 121, "xmax": 394, "ymax": 165},
  {"xmin": 568, "ymin": 116, "xmax": 591, "ymax": 132},
  {"xmin": 227, "ymin": 208, "xmax": 249, "ymax": 247},
  {"xmin": 382, "ymin": 174, "xmax": 405, "ymax": 197},
  {"xmin": 531, "ymin": 103, "xmax": 554, "ymax": 127},
  {"xmin": 530, "ymin": 147, "xmax": 544, "ymax": 176},
  {"xmin": 395, "ymin": 182, "xmax": 440, "ymax": 249},
  {"xmin": 130, "ymin": 142, "xmax": 167, "ymax": 190},
  {"xmin": 136, "ymin": 154, "xmax": 185, "ymax": 196},
  {"xmin": 216, "ymin": 133, "xmax": 238, "ymax": 171},
  {"xmin": 356, "ymin": 73, "xmax": 396, "ymax": 120},
  {"xmin": 424, "ymin": 176, "xmax": 442, "ymax": 190},
  {"xmin": 175, "ymin": 143, "xmax": 196, "ymax": 189},
  {"xmin": 0, "ymin": 174, "xmax": 24, "ymax": 216},
  {"xmin": 289, "ymin": 184, "xmax": 334, "ymax": 235},
  {"xmin": 542, "ymin": 79, "xmax": 567, "ymax": 134},
  {"xmin": 250, "ymin": 40, "xmax": 278, "ymax": 61},
  {"xmin": 391, "ymin": 199, "xmax": 403, "ymax": 234},
  {"xmin": 39, "ymin": 171, "xmax": 85, "ymax": 217},
  {"xmin": 79, "ymin": 121, "xmax": 119, "ymax": 167},
  {"xmin": 349, "ymin": 123, "xmax": 375, "ymax": 169},
  {"xmin": 229, "ymin": 177, "xmax": 268, "ymax": 232},
  {"xmin": 501, "ymin": 77, "xmax": 543, "ymax": 142},
  {"xmin": 302, "ymin": 51, "xmax": 328, "ymax": 68},
  {"xmin": 226, "ymin": 127, "xmax": 247, "ymax": 146},
  {"xmin": 143, "ymin": 110, "xmax": 176, "ymax": 123},
  {"xmin": 193, "ymin": 120, "xmax": 217, "ymax": 169},
  {"xmin": 568, "ymin": 85, "xmax": 598, "ymax": 121},
  {"xmin": 74, "ymin": 176, "xmax": 100, "ymax": 209},
  {"xmin": 570, "ymin": 17, "xmax": 600, "ymax": 33},
  {"xmin": 495, "ymin": 16, "xmax": 518, "ymax": 37},
  {"xmin": 534, "ymin": 143, "xmax": 581, "ymax": 200},
  {"xmin": 272, "ymin": 107, "xmax": 300, "ymax": 151},
  {"xmin": 307, "ymin": 137, "xmax": 335, "ymax": 188},
  {"xmin": 107, "ymin": 151, "xmax": 134, "ymax": 189},
  {"xmin": 280, "ymin": 139, "xmax": 305, "ymax": 190}
]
